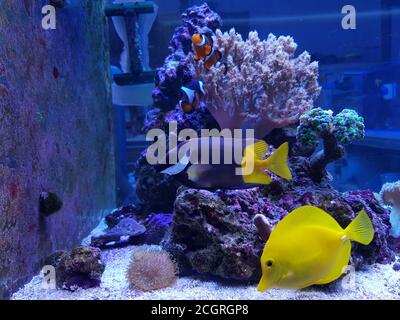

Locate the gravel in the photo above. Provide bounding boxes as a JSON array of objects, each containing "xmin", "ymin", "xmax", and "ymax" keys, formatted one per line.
[{"xmin": 12, "ymin": 245, "xmax": 400, "ymax": 300}]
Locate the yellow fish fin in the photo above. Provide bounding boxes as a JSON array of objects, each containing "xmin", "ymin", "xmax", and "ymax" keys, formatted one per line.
[
  {"xmin": 243, "ymin": 169, "xmax": 272, "ymax": 185},
  {"xmin": 263, "ymin": 142, "xmax": 292, "ymax": 180},
  {"xmin": 314, "ymin": 240, "xmax": 351, "ymax": 285},
  {"xmin": 243, "ymin": 140, "xmax": 268, "ymax": 161},
  {"xmin": 344, "ymin": 210, "xmax": 374, "ymax": 245},
  {"xmin": 242, "ymin": 141, "xmax": 271, "ymax": 185},
  {"xmin": 271, "ymin": 206, "xmax": 343, "ymax": 241}
]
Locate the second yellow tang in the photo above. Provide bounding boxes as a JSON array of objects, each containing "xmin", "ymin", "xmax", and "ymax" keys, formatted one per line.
[{"xmin": 258, "ymin": 206, "xmax": 374, "ymax": 291}]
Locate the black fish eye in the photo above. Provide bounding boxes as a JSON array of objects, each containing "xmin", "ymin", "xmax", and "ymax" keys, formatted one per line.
[{"xmin": 266, "ymin": 260, "xmax": 273, "ymax": 267}]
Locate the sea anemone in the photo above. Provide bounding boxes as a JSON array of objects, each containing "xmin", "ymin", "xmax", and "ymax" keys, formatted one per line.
[{"xmin": 126, "ymin": 246, "xmax": 178, "ymax": 292}]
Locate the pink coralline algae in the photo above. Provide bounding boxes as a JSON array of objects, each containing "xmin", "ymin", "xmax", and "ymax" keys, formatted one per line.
[{"xmin": 194, "ymin": 29, "xmax": 321, "ymax": 138}]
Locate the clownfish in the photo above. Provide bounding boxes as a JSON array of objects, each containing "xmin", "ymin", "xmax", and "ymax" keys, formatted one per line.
[
  {"xmin": 192, "ymin": 31, "xmax": 226, "ymax": 72},
  {"xmin": 179, "ymin": 80, "xmax": 206, "ymax": 113}
]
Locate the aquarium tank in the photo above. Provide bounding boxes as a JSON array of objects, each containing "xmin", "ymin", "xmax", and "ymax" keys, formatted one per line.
[{"xmin": 0, "ymin": 0, "xmax": 399, "ymax": 304}]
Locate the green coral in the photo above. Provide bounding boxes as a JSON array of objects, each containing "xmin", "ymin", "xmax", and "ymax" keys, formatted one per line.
[
  {"xmin": 297, "ymin": 107, "xmax": 364, "ymax": 150},
  {"xmin": 297, "ymin": 108, "xmax": 333, "ymax": 149},
  {"xmin": 333, "ymin": 109, "xmax": 365, "ymax": 144}
]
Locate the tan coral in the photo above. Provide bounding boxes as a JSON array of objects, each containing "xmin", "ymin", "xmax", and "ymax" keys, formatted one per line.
[{"xmin": 194, "ymin": 28, "xmax": 321, "ymax": 138}]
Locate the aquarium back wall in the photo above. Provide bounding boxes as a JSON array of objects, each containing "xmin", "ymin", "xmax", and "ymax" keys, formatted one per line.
[{"xmin": 0, "ymin": 1, "xmax": 115, "ymax": 298}]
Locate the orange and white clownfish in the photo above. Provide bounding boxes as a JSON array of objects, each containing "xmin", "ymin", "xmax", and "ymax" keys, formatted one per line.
[
  {"xmin": 179, "ymin": 80, "xmax": 206, "ymax": 113},
  {"xmin": 191, "ymin": 29, "xmax": 226, "ymax": 72}
]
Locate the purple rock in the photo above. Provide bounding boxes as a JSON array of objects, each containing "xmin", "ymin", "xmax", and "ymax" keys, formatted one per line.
[
  {"xmin": 393, "ymin": 263, "xmax": 400, "ymax": 272},
  {"xmin": 104, "ymin": 204, "xmax": 141, "ymax": 228},
  {"xmin": 164, "ymin": 157, "xmax": 395, "ymax": 282},
  {"xmin": 91, "ymin": 217, "xmax": 146, "ymax": 249},
  {"xmin": 134, "ymin": 150, "xmax": 182, "ymax": 213},
  {"xmin": 144, "ymin": 213, "xmax": 174, "ymax": 245},
  {"xmin": 165, "ymin": 187, "xmax": 270, "ymax": 281},
  {"xmin": 45, "ymin": 246, "xmax": 105, "ymax": 291}
]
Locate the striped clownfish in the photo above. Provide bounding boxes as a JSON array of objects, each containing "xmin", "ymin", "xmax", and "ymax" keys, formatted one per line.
[
  {"xmin": 191, "ymin": 30, "xmax": 226, "ymax": 73},
  {"xmin": 179, "ymin": 80, "xmax": 206, "ymax": 113}
]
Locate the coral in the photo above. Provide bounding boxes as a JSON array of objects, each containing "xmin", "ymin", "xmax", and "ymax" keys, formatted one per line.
[
  {"xmin": 379, "ymin": 181, "xmax": 400, "ymax": 238},
  {"xmin": 194, "ymin": 29, "xmax": 321, "ymax": 138},
  {"xmin": 39, "ymin": 191, "xmax": 63, "ymax": 216},
  {"xmin": 296, "ymin": 108, "xmax": 334, "ymax": 153},
  {"xmin": 152, "ymin": 4, "xmax": 222, "ymax": 111},
  {"xmin": 296, "ymin": 108, "xmax": 365, "ymax": 182},
  {"xmin": 333, "ymin": 109, "xmax": 365, "ymax": 144},
  {"xmin": 164, "ymin": 157, "xmax": 394, "ymax": 281},
  {"xmin": 126, "ymin": 246, "xmax": 177, "ymax": 292},
  {"xmin": 45, "ymin": 246, "xmax": 105, "ymax": 291},
  {"xmin": 132, "ymin": 4, "xmax": 394, "ymax": 284}
]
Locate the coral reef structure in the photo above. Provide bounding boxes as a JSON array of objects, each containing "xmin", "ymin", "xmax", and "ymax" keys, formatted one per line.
[
  {"xmin": 45, "ymin": 246, "xmax": 105, "ymax": 291},
  {"xmin": 380, "ymin": 181, "xmax": 400, "ymax": 238},
  {"xmin": 165, "ymin": 165, "xmax": 394, "ymax": 281},
  {"xmin": 131, "ymin": 3, "xmax": 396, "ymax": 284},
  {"xmin": 194, "ymin": 29, "xmax": 321, "ymax": 138},
  {"xmin": 126, "ymin": 246, "xmax": 177, "ymax": 292}
]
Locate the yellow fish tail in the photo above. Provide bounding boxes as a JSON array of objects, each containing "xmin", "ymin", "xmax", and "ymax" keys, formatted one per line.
[
  {"xmin": 242, "ymin": 141, "xmax": 292, "ymax": 184},
  {"xmin": 344, "ymin": 210, "xmax": 374, "ymax": 245},
  {"xmin": 263, "ymin": 142, "xmax": 292, "ymax": 180}
]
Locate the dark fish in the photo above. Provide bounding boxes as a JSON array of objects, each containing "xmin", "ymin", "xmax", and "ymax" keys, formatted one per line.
[{"xmin": 156, "ymin": 137, "xmax": 291, "ymax": 190}]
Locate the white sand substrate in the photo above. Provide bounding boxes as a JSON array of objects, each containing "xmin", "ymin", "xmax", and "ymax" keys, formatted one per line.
[{"xmin": 12, "ymin": 245, "xmax": 400, "ymax": 300}]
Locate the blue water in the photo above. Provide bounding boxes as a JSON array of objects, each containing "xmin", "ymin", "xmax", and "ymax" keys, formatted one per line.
[{"xmin": 109, "ymin": 0, "xmax": 400, "ymax": 202}]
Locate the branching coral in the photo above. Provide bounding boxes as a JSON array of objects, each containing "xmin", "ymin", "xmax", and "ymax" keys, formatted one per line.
[
  {"xmin": 296, "ymin": 108, "xmax": 365, "ymax": 182},
  {"xmin": 380, "ymin": 181, "xmax": 400, "ymax": 238},
  {"xmin": 194, "ymin": 29, "xmax": 321, "ymax": 138},
  {"xmin": 126, "ymin": 246, "xmax": 178, "ymax": 291}
]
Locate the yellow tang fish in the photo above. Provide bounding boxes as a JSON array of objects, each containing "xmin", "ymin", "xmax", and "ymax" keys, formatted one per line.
[{"xmin": 257, "ymin": 206, "xmax": 374, "ymax": 291}]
